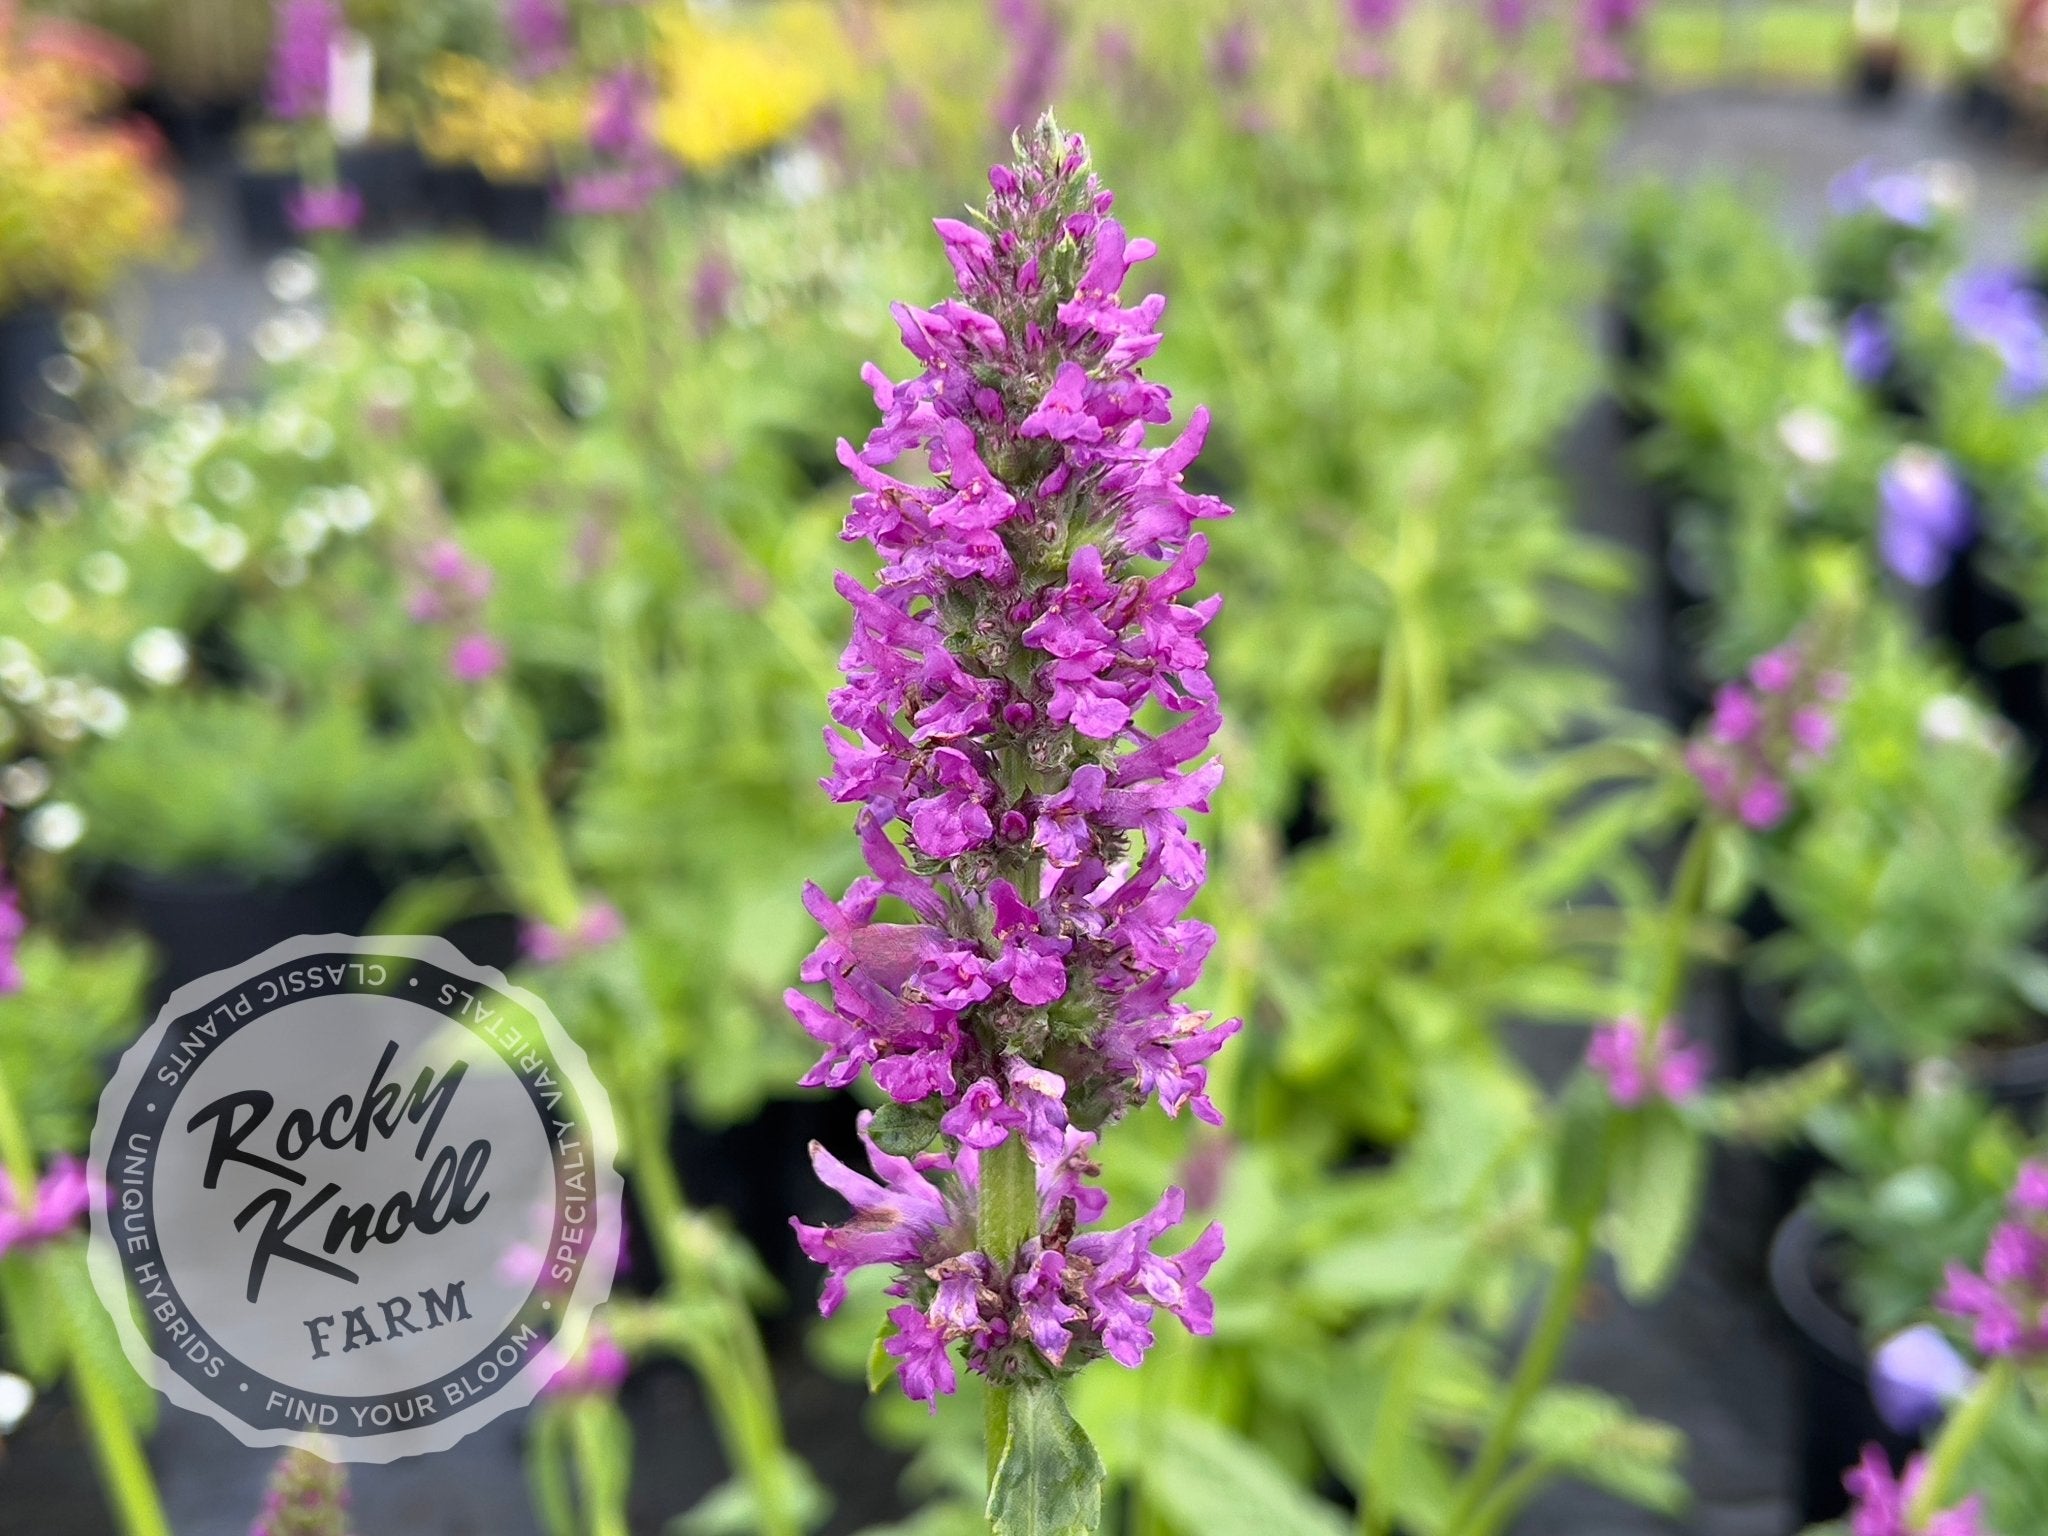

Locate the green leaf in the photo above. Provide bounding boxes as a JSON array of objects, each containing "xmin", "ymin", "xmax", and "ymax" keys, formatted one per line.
[
  {"xmin": 868, "ymin": 1316, "xmax": 902, "ymax": 1395},
  {"xmin": 0, "ymin": 1253, "xmax": 62, "ymax": 1382},
  {"xmin": 987, "ymin": 1379, "xmax": 1104, "ymax": 1536},
  {"xmin": 1521, "ymin": 1386, "xmax": 1687, "ymax": 1515},
  {"xmin": 45, "ymin": 1241, "xmax": 156, "ymax": 1433},
  {"xmin": 1607, "ymin": 1106, "xmax": 1706, "ymax": 1302},
  {"xmin": 1550, "ymin": 1074, "xmax": 1613, "ymax": 1230},
  {"xmin": 870, "ymin": 1099, "xmax": 945, "ymax": 1158},
  {"xmin": 526, "ymin": 1405, "xmax": 579, "ymax": 1536},
  {"xmin": 1135, "ymin": 1413, "xmax": 1349, "ymax": 1536},
  {"xmin": 1297, "ymin": 1228, "xmax": 1466, "ymax": 1309},
  {"xmin": 671, "ymin": 1453, "xmax": 828, "ymax": 1536}
]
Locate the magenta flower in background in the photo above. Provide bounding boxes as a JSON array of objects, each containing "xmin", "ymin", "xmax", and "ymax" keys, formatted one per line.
[
  {"xmin": 265, "ymin": 0, "xmax": 339, "ymax": 121},
  {"xmin": 1939, "ymin": 1158, "xmax": 2048, "ymax": 1361},
  {"xmin": 521, "ymin": 900, "xmax": 627, "ymax": 965},
  {"xmin": 1585, "ymin": 1017, "xmax": 1709, "ymax": 1107},
  {"xmin": 0, "ymin": 1155, "xmax": 95, "ymax": 1258},
  {"xmin": 448, "ymin": 633, "xmax": 507, "ymax": 684},
  {"xmin": 559, "ymin": 163, "xmax": 668, "ymax": 218},
  {"xmin": 503, "ymin": 0, "xmax": 571, "ymax": 77},
  {"xmin": 1343, "ymin": 0, "xmax": 1407, "ymax": 34},
  {"xmin": 788, "ymin": 122, "xmax": 1238, "ymax": 1404},
  {"xmin": 1488, "ymin": 0, "xmax": 1538, "ymax": 41},
  {"xmin": 991, "ymin": 0, "xmax": 1064, "ymax": 138},
  {"xmin": 0, "ymin": 874, "xmax": 23, "ymax": 996},
  {"xmin": 1946, "ymin": 266, "xmax": 2048, "ymax": 403},
  {"xmin": 1841, "ymin": 1446, "xmax": 1987, "ymax": 1536},
  {"xmin": 691, "ymin": 248, "xmax": 738, "ymax": 338},
  {"xmin": 1208, "ymin": 19, "xmax": 1257, "ymax": 88},
  {"xmin": 537, "ymin": 1323, "xmax": 631, "ymax": 1398},
  {"xmin": 561, "ymin": 67, "xmax": 671, "ymax": 218},
  {"xmin": 1879, "ymin": 446, "xmax": 1973, "ymax": 588},
  {"xmin": 1842, "ymin": 306, "xmax": 1894, "ymax": 387},
  {"xmin": 1685, "ymin": 640, "xmax": 1846, "ymax": 830},
  {"xmin": 587, "ymin": 68, "xmax": 655, "ymax": 160},
  {"xmin": 286, "ymin": 182, "xmax": 363, "ymax": 237}
]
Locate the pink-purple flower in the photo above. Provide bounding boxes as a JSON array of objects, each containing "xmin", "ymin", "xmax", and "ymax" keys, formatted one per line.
[
  {"xmin": 405, "ymin": 539, "xmax": 505, "ymax": 684},
  {"xmin": 503, "ymin": 0, "xmax": 571, "ymax": 77},
  {"xmin": 266, "ymin": 0, "xmax": 339, "ymax": 121},
  {"xmin": 521, "ymin": 901, "xmax": 626, "ymax": 965},
  {"xmin": 1585, "ymin": 1017, "xmax": 1709, "ymax": 1107},
  {"xmin": 793, "ymin": 1116, "xmax": 1221, "ymax": 1405},
  {"xmin": 789, "ymin": 123, "xmax": 1237, "ymax": 1405},
  {"xmin": 249, "ymin": 1447, "xmax": 352, "ymax": 1536},
  {"xmin": 537, "ymin": 1322, "xmax": 630, "ymax": 1399},
  {"xmin": 0, "ymin": 873, "xmax": 23, "ymax": 996},
  {"xmin": 1684, "ymin": 640, "xmax": 1846, "ymax": 830},
  {"xmin": 0, "ymin": 1155, "xmax": 95, "ymax": 1258},
  {"xmin": 287, "ymin": 182, "xmax": 362, "ymax": 237},
  {"xmin": 1939, "ymin": 1158, "xmax": 2048, "ymax": 1361},
  {"xmin": 1841, "ymin": 1446, "xmax": 1986, "ymax": 1536}
]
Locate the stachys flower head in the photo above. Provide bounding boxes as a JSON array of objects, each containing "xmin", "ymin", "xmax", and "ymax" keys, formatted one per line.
[
  {"xmin": 1585, "ymin": 1017, "xmax": 1709, "ymax": 1107},
  {"xmin": 788, "ymin": 119, "xmax": 1237, "ymax": 1404},
  {"xmin": 1939, "ymin": 1158, "xmax": 2048, "ymax": 1361},
  {"xmin": 248, "ymin": 1446, "xmax": 352, "ymax": 1536},
  {"xmin": 1684, "ymin": 639, "xmax": 1846, "ymax": 830},
  {"xmin": 0, "ymin": 862, "xmax": 23, "ymax": 996},
  {"xmin": 793, "ymin": 1115, "xmax": 1220, "ymax": 1405},
  {"xmin": 286, "ymin": 183, "xmax": 362, "ymax": 237},
  {"xmin": 1841, "ymin": 1446, "xmax": 1987, "ymax": 1536}
]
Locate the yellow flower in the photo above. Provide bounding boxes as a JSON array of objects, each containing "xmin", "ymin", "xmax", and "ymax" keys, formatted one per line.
[
  {"xmin": 418, "ymin": 53, "xmax": 585, "ymax": 181},
  {"xmin": 651, "ymin": 2, "xmax": 848, "ymax": 172}
]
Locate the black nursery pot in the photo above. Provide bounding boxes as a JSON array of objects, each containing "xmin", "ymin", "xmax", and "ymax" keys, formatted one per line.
[
  {"xmin": 126, "ymin": 87, "xmax": 252, "ymax": 166},
  {"xmin": 0, "ymin": 301, "xmax": 61, "ymax": 449},
  {"xmin": 1769, "ymin": 1207, "xmax": 1918, "ymax": 1521},
  {"xmin": 1848, "ymin": 44, "xmax": 1903, "ymax": 105},
  {"xmin": 419, "ymin": 161, "xmax": 490, "ymax": 234},
  {"xmin": 1965, "ymin": 1036, "xmax": 2048, "ymax": 1126},
  {"xmin": 481, "ymin": 178, "xmax": 555, "ymax": 246},
  {"xmin": 233, "ymin": 161, "xmax": 298, "ymax": 252},
  {"xmin": 105, "ymin": 854, "xmax": 391, "ymax": 1008},
  {"xmin": 234, "ymin": 142, "xmax": 427, "ymax": 251},
  {"xmin": 1935, "ymin": 554, "xmax": 2048, "ymax": 762}
]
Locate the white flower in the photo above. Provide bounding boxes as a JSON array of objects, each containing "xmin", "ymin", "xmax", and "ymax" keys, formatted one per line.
[
  {"xmin": 128, "ymin": 627, "xmax": 191, "ymax": 687},
  {"xmin": 81, "ymin": 551, "xmax": 130, "ymax": 596},
  {"xmin": 1777, "ymin": 407, "xmax": 1841, "ymax": 468},
  {"xmin": 1782, "ymin": 297, "xmax": 1831, "ymax": 348},
  {"xmin": 0, "ymin": 1372, "xmax": 33, "ymax": 1435},
  {"xmin": 25, "ymin": 801, "xmax": 85, "ymax": 852}
]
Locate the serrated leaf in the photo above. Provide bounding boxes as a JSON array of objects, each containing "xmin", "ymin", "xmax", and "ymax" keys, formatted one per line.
[
  {"xmin": 1136, "ymin": 1411, "xmax": 1349, "ymax": 1536},
  {"xmin": 1607, "ymin": 1106, "xmax": 1706, "ymax": 1302},
  {"xmin": 987, "ymin": 1379, "xmax": 1103, "ymax": 1536}
]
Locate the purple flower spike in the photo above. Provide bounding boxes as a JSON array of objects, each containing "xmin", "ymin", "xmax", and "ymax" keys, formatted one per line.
[
  {"xmin": 0, "ymin": 865, "xmax": 24, "ymax": 996},
  {"xmin": 1585, "ymin": 1017, "xmax": 1709, "ymax": 1108},
  {"xmin": 1939, "ymin": 1159, "xmax": 2048, "ymax": 1362},
  {"xmin": 537, "ymin": 1323, "xmax": 630, "ymax": 1399},
  {"xmin": 503, "ymin": 0, "xmax": 571, "ymax": 77},
  {"xmin": 789, "ymin": 122, "xmax": 1237, "ymax": 1406},
  {"xmin": 1687, "ymin": 636, "xmax": 1845, "ymax": 828},
  {"xmin": 1947, "ymin": 266, "xmax": 2048, "ymax": 403},
  {"xmin": 266, "ymin": 0, "xmax": 339, "ymax": 122},
  {"xmin": 1879, "ymin": 447, "xmax": 1972, "ymax": 588},
  {"xmin": 1829, "ymin": 161, "xmax": 1937, "ymax": 229}
]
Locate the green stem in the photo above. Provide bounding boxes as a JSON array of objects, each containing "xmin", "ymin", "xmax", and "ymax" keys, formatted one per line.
[
  {"xmin": 625, "ymin": 1090, "xmax": 801, "ymax": 1536},
  {"xmin": 1460, "ymin": 1457, "xmax": 1557, "ymax": 1536},
  {"xmin": 1907, "ymin": 1358, "xmax": 2013, "ymax": 1524},
  {"xmin": 0, "ymin": 1056, "xmax": 40, "ymax": 1205},
  {"xmin": 979, "ymin": 1132, "xmax": 1038, "ymax": 1489},
  {"xmin": 1647, "ymin": 816, "xmax": 1718, "ymax": 1028},
  {"xmin": 1439, "ymin": 1219, "xmax": 1595, "ymax": 1536},
  {"xmin": 567, "ymin": 1398, "xmax": 631, "ymax": 1536},
  {"xmin": 65, "ymin": 1330, "xmax": 170, "ymax": 1536}
]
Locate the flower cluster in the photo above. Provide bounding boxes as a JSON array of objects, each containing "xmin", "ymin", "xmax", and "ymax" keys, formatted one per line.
[
  {"xmin": 1576, "ymin": 0, "xmax": 1647, "ymax": 84},
  {"xmin": 250, "ymin": 1447, "xmax": 353, "ymax": 1536},
  {"xmin": 1585, "ymin": 1016, "xmax": 1709, "ymax": 1108},
  {"xmin": 1879, "ymin": 446, "xmax": 1973, "ymax": 588},
  {"xmin": 991, "ymin": 0, "xmax": 1064, "ymax": 138},
  {"xmin": 1939, "ymin": 1160, "xmax": 2048, "ymax": 1360},
  {"xmin": 405, "ymin": 538, "xmax": 504, "ymax": 684},
  {"xmin": 537, "ymin": 1322, "xmax": 630, "ymax": 1400},
  {"xmin": 1684, "ymin": 642, "xmax": 1846, "ymax": 830},
  {"xmin": 503, "ymin": 0, "xmax": 571, "ymax": 79},
  {"xmin": 267, "ymin": 0, "xmax": 338, "ymax": 122},
  {"xmin": 1841, "ymin": 1447, "xmax": 1986, "ymax": 1536},
  {"xmin": 521, "ymin": 900, "xmax": 626, "ymax": 965},
  {"xmin": 1829, "ymin": 161, "xmax": 1938, "ymax": 230},
  {"xmin": 1947, "ymin": 266, "xmax": 2048, "ymax": 404},
  {"xmin": 0, "ymin": 1155, "xmax": 91, "ymax": 1258},
  {"xmin": 1843, "ymin": 306, "xmax": 1893, "ymax": 388},
  {"xmin": 787, "ymin": 123, "xmax": 1236, "ymax": 1403},
  {"xmin": 286, "ymin": 182, "xmax": 362, "ymax": 237},
  {"xmin": 796, "ymin": 1115, "xmax": 1222, "ymax": 1404},
  {"xmin": 560, "ymin": 68, "xmax": 669, "ymax": 217}
]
